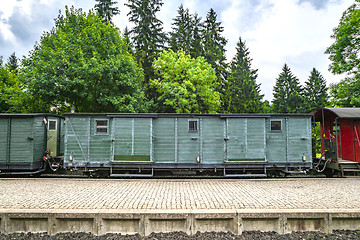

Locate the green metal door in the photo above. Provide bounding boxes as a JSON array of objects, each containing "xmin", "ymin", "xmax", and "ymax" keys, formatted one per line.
[
  {"xmin": 177, "ymin": 118, "xmax": 200, "ymax": 164},
  {"xmin": 288, "ymin": 117, "xmax": 311, "ymax": 162},
  {"xmin": 153, "ymin": 118, "xmax": 175, "ymax": 163},
  {"xmin": 226, "ymin": 118, "xmax": 266, "ymax": 161},
  {"xmin": 0, "ymin": 119, "xmax": 9, "ymax": 169},
  {"xmin": 112, "ymin": 118, "xmax": 152, "ymax": 162},
  {"xmin": 202, "ymin": 117, "xmax": 224, "ymax": 164},
  {"xmin": 9, "ymin": 118, "xmax": 33, "ymax": 164}
]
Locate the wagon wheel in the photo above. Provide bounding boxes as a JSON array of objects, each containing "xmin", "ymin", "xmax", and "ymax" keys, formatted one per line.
[
  {"xmin": 336, "ymin": 170, "xmax": 344, "ymax": 178},
  {"xmin": 324, "ymin": 169, "xmax": 334, "ymax": 178}
]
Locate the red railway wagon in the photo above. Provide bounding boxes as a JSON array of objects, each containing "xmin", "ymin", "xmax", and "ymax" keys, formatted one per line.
[{"xmin": 310, "ymin": 108, "xmax": 360, "ymax": 177}]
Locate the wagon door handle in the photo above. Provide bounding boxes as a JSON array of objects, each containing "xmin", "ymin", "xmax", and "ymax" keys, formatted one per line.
[{"xmin": 191, "ymin": 137, "xmax": 198, "ymax": 140}]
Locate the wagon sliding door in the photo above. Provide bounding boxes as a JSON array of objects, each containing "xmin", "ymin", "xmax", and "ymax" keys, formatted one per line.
[
  {"xmin": 0, "ymin": 119, "xmax": 9, "ymax": 169},
  {"xmin": 112, "ymin": 118, "xmax": 152, "ymax": 162},
  {"xmin": 226, "ymin": 118, "xmax": 266, "ymax": 162}
]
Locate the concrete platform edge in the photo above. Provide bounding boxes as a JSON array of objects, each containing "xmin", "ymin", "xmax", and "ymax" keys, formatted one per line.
[{"xmin": 1, "ymin": 209, "xmax": 360, "ymax": 235}]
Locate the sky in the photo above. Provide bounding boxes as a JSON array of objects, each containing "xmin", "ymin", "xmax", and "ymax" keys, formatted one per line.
[{"xmin": 0, "ymin": 0, "xmax": 354, "ymax": 101}]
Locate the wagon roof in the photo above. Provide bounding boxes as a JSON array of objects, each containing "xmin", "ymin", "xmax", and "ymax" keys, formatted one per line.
[
  {"xmin": 0, "ymin": 113, "xmax": 63, "ymax": 118},
  {"xmin": 310, "ymin": 108, "xmax": 360, "ymax": 119},
  {"xmin": 63, "ymin": 113, "xmax": 311, "ymax": 118}
]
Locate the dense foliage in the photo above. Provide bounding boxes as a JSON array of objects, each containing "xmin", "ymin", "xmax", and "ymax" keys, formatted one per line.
[
  {"xmin": 326, "ymin": 0, "xmax": 360, "ymax": 107},
  {"xmin": 0, "ymin": 2, "xmax": 338, "ymax": 114},
  {"xmin": 303, "ymin": 68, "xmax": 328, "ymax": 112},
  {"xmin": 0, "ymin": 60, "xmax": 25, "ymax": 113},
  {"xmin": 272, "ymin": 64, "xmax": 305, "ymax": 113},
  {"xmin": 21, "ymin": 6, "xmax": 147, "ymax": 113},
  {"xmin": 94, "ymin": 0, "xmax": 120, "ymax": 24},
  {"xmin": 169, "ymin": 5, "xmax": 203, "ymax": 58},
  {"xmin": 125, "ymin": 0, "xmax": 167, "ymax": 92},
  {"xmin": 226, "ymin": 38, "xmax": 263, "ymax": 113},
  {"xmin": 150, "ymin": 50, "xmax": 220, "ymax": 113}
]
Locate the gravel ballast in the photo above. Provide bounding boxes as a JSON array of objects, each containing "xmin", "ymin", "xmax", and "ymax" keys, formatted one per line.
[{"xmin": 1, "ymin": 231, "xmax": 360, "ymax": 240}]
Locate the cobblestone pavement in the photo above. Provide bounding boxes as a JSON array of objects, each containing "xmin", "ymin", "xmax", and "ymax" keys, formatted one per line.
[{"xmin": 0, "ymin": 178, "xmax": 359, "ymax": 210}]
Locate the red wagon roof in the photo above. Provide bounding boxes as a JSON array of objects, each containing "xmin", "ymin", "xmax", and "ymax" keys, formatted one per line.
[{"xmin": 310, "ymin": 108, "xmax": 360, "ymax": 120}]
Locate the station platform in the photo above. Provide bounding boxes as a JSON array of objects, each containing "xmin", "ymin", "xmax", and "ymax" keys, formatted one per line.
[{"xmin": 0, "ymin": 178, "xmax": 360, "ymax": 235}]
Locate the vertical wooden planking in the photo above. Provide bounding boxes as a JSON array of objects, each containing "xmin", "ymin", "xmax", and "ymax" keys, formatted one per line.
[
  {"xmin": 90, "ymin": 117, "xmax": 111, "ymax": 163},
  {"xmin": 246, "ymin": 118, "xmax": 266, "ymax": 160},
  {"xmin": 0, "ymin": 119, "xmax": 9, "ymax": 166},
  {"xmin": 175, "ymin": 118, "xmax": 178, "ymax": 163},
  {"xmin": 288, "ymin": 117, "xmax": 312, "ymax": 163},
  {"xmin": 153, "ymin": 117, "xmax": 175, "ymax": 163},
  {"xmin": 177, "ymin": 118, "xmax": 200, "ymax": 164},
  {"xmin": 266, "ymin": 117, "xmax": 286, "ymax": 163},
  {"xmin": 9, "ymin": 118, "xmax": 33, "ymax": 164},
  {"xmin": 201, "ymin": 117, "xmax": 224, "ymax": 164}
]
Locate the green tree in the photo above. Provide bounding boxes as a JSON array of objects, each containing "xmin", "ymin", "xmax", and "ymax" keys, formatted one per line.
[
  {"xmin": 303, "ymin": 68, "xmax": 328, "ymax": 112},
  {"xmin": 326, "ymin": 0, "xmax": 360, "ymax": 76},
  {"xmin": 94, "ymin": 0, "xmax": 120, "ymax": 24},
  {"xmin": 227, "ymin": 37, "xmax": 263, "ymax": 113},
  {"xmin": 0, "ymin": 63, "xmax": 26, "ymax": 113},
  {"xmin": 150, "ymin": 50, "xmax": 220, "ymax": 113},
  {"xmin": 5, "ymin": 52, "xmax": 19, "ymax": 73},
  {"xmin": 125, "ymin": 0, "xmax": 167, "ymax": 89},
  {"xmin": 325, "ymin": 0, "xmax": 360, "ymax": 107},
  {"xmin": 123, "ymin": 26, "xmax": 134, "ymax": 54},
  {"xmin": 21, "ymin": 6, "xmax": 147, "ymax": 113},
  {"xmin": 202, "ymin": 9, "xmax": 227, "ymax": 79},
  {"xmin": 201, "ymin": 8, "xmax": 228, "ymax": 108},
  {"xmin": 169, "ymin": 5, "xmax": 203, "ymax": 59},
  {"xmin": 272, "ymin": 64, "xmax": 305, "ymax": 113},
  {"xmin": 329, "ymin": 77, "xmax": 360, "ymax": 107},
  {"xmin": 169, "ymin": 5, "xmax": 193, "ymax": 55},
  {"xmin": 262, "ymin": 100, "xmax": 272, "ymax": 113},
  {"xmin": 190, "ymin": 13, "xmax": 203, "ymax": 59}
]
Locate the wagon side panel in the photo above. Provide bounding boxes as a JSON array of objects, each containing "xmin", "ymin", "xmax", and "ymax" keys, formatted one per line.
[
  {"xmin": 201, "ymin": 117, "xmax": 225, "ymax": 164},
  {"xmin": 153, "ymin": 117, "xmax": 175, "ymax": 163}
]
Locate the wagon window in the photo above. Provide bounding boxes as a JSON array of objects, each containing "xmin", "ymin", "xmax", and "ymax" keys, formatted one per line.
[
  {"xmin": 333, "ymin": 124, "xmax": 340, "ymax": 136},
  {"xmin": 189, "ymin": 120, "xmax": 198, "ymax": 132},
  {"xmin": 270, "ymin": 120, "xmax": 281, "ymax": 132},
  {"xmin": 48, "ymin": 120, "xmax": 57, "ymax": 131},
  {"xmin": 95, "ymin": 120, "xmax": 108, "ymax": 135}
]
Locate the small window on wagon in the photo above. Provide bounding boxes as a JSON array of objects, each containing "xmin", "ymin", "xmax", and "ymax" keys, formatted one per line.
[
  {"xmin": 95, "ymin": 120, "xmax": 109, "ymax": 135},
  {"xmin": 188, "ymin": 120, "xmax": 198, "ymax": 132},
  {"xmin": 332, "ymin": 123, "xmax": 340, "ymax": 136},
  {"xmin": 270, "ymin": 120, "xmax": 282, "ymax": 132},
  {"xmin": 48, "ymin": 120, "xmax": 57, "ymax": 131}
]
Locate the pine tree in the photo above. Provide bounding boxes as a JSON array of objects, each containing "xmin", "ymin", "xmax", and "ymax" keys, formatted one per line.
[
  {"xmin": 272, "ymin": 64, "xmax": 305, "ymax": 113},
  {"xmin": 5, "ymin": 52, "xmax": 19, "ymax": 73},
  {"xmin": 202, "ymin": 9, "xmax": 227, "ymax": 81},
  {"xmin": 303, "ymin": 68, "xmax": 328, "ymax": 112},
  {"xmin": 125, "ymin": 0, "xmax": 166, "ymax": 90},
  {"xmin": 201, "ymin": 8, "xmax": 228, "ymax": 109},
  {"xmin": 94, "ymin": 0, "xmax": 120, "ymax": 24},
  {"xmin": 190, "ymin": 13, "xmax": 203, "ymax": 59},
  {"xmin": 227, "ymin": 37, "xmax": 263, "ymax": 113},
  {"xmin": 169, "ymin": 5, "xmax": 192, "ymax": 55},
  {"xmin": 123, "ymin": 27, "xmax": 134, "ymax": 54},
  {"xmin": 169, "ymin": 5, "xmax": 203, "ymax": 59}
]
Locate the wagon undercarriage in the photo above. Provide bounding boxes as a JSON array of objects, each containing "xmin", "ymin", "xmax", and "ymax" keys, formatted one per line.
[{"xmin": 65, "ymin": 161, "xmax": 311, "ymax": 178}]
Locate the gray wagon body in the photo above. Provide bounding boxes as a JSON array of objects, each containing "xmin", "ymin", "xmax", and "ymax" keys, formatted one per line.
[
  {"xmin": 0, "ymin": 114, "xmax": 64, "ymax": 174},
  {"xmin": 63, "ymin": 113, "xmax": 312, "ymax": 177}
]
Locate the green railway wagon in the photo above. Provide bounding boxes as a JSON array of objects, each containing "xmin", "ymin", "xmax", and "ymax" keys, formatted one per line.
[
  {"xmin": 0, "ymin": 114, "xmax": 64, "ymax": 175},
  {"xmin": 63, "ymin": 113, "xmax": 312, "ymax": 177}
]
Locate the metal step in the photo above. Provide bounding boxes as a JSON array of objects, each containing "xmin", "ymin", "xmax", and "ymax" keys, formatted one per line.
[
  {"xmin": 342, "ymin": 169, "xmax": 360, "ymax": 172},
  {"xmin": 110, "ymin": 173, "xmax": 153, "ymax": 178},
  {"xmin": 224, "ymin": 173, "xmax": 267, "ymax": 178},
  {"xmin": 110, "ymin": 167, "xmax": 154, "ymax": 178}
]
